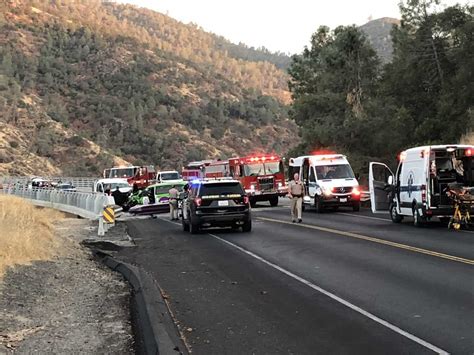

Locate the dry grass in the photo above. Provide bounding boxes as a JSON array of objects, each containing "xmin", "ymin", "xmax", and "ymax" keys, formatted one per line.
[{"xmin": 0, "ymin": 195, "xmax": 65, "ymax": 277}]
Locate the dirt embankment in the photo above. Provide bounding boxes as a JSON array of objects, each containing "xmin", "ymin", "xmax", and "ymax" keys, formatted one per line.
[{"xmin": 0, "ymin": 197, "xmax": 133, "ymax": 353}]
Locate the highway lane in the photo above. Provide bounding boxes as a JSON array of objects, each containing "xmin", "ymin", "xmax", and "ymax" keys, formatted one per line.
[
  {"xmin": 256, "ymin": 205, "xmax": 474, "ymax": 262},
  {"xmin": 116, "ymin": 206, "xmax": 473, "ymax": 354}
]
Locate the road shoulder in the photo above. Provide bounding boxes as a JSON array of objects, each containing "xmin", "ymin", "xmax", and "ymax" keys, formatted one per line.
[{"xmin": 0, "ymin": 219, "xmax": 133, "ymax": 353}]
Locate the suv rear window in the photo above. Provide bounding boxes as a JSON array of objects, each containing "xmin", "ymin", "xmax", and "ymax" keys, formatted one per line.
[{"xmin": 199, "ymin": 182, "xmax": 244, "ymax": 196}]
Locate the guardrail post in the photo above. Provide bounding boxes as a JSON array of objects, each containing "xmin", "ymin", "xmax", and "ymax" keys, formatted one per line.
[{"xmin": 98, "ymin": 218, "xmax": 105, "ymax": 236}]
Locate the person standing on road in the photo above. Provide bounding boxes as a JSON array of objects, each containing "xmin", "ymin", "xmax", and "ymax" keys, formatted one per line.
[
  {"xmin": 112, "ymin": 186, "xmax": 123, "ymax": 206},
  {"xmin": 168, "ymin": 185, "xmax": 179, "ymax": 221},
  {"xmin": 288, "ymin": 173, "xmax": 304, "ymax": 223}
]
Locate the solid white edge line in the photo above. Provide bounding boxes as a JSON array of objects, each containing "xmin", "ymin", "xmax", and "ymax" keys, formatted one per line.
[
  {"xmin": 157, "ymin": 216, "xmax": 449, "ymax": 352},
  {"xmin": 207, "ymin": 232, "xmax": 449, "ymax": 355}
]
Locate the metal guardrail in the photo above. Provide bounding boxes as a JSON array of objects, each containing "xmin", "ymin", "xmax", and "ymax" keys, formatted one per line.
[
  {"xmin": 0, "ymin": 176, "xmax": 97, "ymax": 190},
  {"xmin": 1, "ymin": 187, "xmax": 113, "ymax": 220}
]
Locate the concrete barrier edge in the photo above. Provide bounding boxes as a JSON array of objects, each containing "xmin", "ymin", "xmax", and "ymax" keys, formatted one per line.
[{"xmin": 94, "ymin": 251, "xmax": 187, "ymax": 355}]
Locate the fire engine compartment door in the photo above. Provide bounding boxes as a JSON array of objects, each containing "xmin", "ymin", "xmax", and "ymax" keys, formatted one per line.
[{"xmin": 369, "ymin": 162, "xmax": 394, "ymax": 213}]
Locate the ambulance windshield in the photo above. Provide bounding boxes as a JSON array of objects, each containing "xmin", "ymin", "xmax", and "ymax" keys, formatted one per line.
[{"xmin": 315, "ymin": 164, "xmax": 355, "ymax": 180}]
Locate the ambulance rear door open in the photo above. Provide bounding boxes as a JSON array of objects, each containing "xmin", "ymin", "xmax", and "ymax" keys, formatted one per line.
[{"xmin": 369, "ymin": 162, "xmax": 395, "ymax": 213}]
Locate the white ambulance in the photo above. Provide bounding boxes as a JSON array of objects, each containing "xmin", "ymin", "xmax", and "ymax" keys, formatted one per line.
[
  {"xmin": 369, "ymin": 145, "xmax": 474, "ymax": 226},
  {"xmin": 289, "ymin": 154, "xmax": 361, "ymax": 212}
]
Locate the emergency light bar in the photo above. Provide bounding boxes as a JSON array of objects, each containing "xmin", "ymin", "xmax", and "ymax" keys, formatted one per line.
[
  {"xmin": 246, "ymin": 156, "xmax": 277, "ymax": 162},
  {"xmin": 456, "ymin": 148, "xmax": 474, "ymax": 158},
  {"xmin": 310, "ymin": 154, "xmax": 345, "ymax": 161},
  {"xmin": 202, "ymin": 177, "xmax": 234, "ymax": 181},
  {"xmin": 398, "ymin": 151, "xmax": 407, "ymax": 161}
]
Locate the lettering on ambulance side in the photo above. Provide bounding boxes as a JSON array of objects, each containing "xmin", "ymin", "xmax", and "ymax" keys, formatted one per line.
[{"xmin": 407, "ymin": 171, "xmax": 415, "ymax": 198}]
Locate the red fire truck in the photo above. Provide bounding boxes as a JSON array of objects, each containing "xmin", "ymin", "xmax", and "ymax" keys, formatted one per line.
[
  {"xmin": 103, "ymin": 165, "xmax": 156, "ymax": 189},
  {"xmin": 203, "ymin": 160, "xmax": 230, "ymax": 178},
  {"xmin": 181, "ymin": 160, "xmax": 214, "ymax": 181},
  {"xmin": 207, "ymin": 154, "xmax": 287, "ymax": 206}
]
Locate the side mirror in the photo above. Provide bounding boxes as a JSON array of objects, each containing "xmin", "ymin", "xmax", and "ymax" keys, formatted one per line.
[
  {"xmin": 387, "ymin": 175, "xmax": 394, "ymax": 185},
  {"xmin": 355, "ymin": 173, "xmax": 360, "ymax": 180}
]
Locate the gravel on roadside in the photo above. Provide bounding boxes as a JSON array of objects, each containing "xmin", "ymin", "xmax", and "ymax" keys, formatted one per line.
[{"xmin": 0, "ymin": 218, "xmax": 134, "ymax": 354}]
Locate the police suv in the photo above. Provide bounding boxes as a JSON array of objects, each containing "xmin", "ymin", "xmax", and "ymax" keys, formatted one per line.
[
  {"xmin": 181, "ymin": 178, "xmax": 252, "ymax": 234},
  {"xmin": 369, "ymin": 145, "xmax": 474, "ymax": 226}
]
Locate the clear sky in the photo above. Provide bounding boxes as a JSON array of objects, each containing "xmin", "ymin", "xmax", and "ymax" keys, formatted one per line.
[{"xmin": 115, "ymin": 0, "xmax": 467, "ymax": 54}]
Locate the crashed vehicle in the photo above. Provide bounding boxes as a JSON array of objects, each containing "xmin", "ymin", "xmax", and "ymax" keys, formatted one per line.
[{"xmin": 127, "ymin": 181, "xmax": 187, "ymax": 215}]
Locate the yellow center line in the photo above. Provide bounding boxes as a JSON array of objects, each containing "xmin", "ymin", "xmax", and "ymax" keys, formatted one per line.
[{"xmin": 257, "ymin": 217, "xmax": 474, "ymax": 266}]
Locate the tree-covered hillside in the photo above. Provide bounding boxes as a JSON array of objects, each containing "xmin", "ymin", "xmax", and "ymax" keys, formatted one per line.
[
  {"xmin": 0, "ymin": 0, "xmax": 297, "ymax": 175},
  {"xmin": 289, "ymin": 1, "xmax": 473, "ymax": 175}
]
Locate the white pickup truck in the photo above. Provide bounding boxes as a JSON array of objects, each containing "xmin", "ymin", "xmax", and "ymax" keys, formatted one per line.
[{"xmin": 92, "ymin": 178, "xmax": 132, "ymax": 194}]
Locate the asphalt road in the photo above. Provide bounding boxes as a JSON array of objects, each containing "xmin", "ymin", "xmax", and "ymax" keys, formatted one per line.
[{"xmin": 116, "ymin": 200, "xmax": 473, "ymax": 354}]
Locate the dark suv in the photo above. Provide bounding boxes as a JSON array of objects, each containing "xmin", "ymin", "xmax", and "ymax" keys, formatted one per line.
[{"xmin": 182, "ymin": 179, "xmax": 252, "ymax": 234}]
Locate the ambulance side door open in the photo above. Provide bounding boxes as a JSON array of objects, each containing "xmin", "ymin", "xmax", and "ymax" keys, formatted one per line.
[
  {"xmin": 301, "ymin": 158, "xmax": 312, "ymax": 198},
  {"xmin": 308, "ymin": 165, "xmax": 317, "ymax": 199},
  {"xmin": 369, "ymin": 162, "xmax": 395, "ymax": 213}
]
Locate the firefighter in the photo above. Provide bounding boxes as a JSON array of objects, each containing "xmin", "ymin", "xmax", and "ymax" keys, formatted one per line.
[
  {"xmin": 288, "ymin": 172, "xmax": 304, "ymax": 223},
  {"xmin": 168, "ymin": 185, "xmax": 179, "ymax": 221}
]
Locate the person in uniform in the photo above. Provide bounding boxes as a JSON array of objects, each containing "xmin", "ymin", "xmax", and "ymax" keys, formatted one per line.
[
  {"xmin": 288, "ymin": 172, "xmax": 304, "ymax": 223},
  {"xmin": 168, "ymin": 185, "xmax": 179, "ymax": 221}
]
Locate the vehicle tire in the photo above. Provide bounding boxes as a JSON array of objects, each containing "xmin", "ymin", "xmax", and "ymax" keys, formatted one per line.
[
  {"xmin": 242, "ymin": 219, "xmax": 252, "ymax": 232},
  {"xmin": 352, "ymin": 202, "xmax": 360, "ymax": 212},
  {"xmin": 314, "ymin": 197, "xmax": 323, "ymax": 213},
  {"xmin": 182, "ymin": 216, "xmax": 189, "ymax": 232},
  {"xmin": 269, "ymin": 196, "xmax": 279, "ymax": 207},
  {"xmin": 390, "ymin": 203, "xmax": 403, "ymax": 223},
  {"xmin": 413, "ymin": 207, "xmax": 425, "ymax": 227},
  {"xmin": 439, "ymin": 217, "xmax": 450, "ymax": 225},
  {"xmin": 190, "ymin": 222, "xmax": 200, "ymax": 234},
  {"xmin": 189, "ymin": 215, "xmax": 200, "ymax": 234}
]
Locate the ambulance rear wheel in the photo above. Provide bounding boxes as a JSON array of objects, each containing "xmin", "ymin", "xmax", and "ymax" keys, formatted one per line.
[
  {"xmin": 390, "ymin": 204, "xmax": 403, "ymax": 223},
  {"xmin": 413, "ymin": 208, "xmax": 425, "ymax": 227},
  {"xmin": 269, "ymin": 196, "xmax": 279, "ymax": 207}
]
